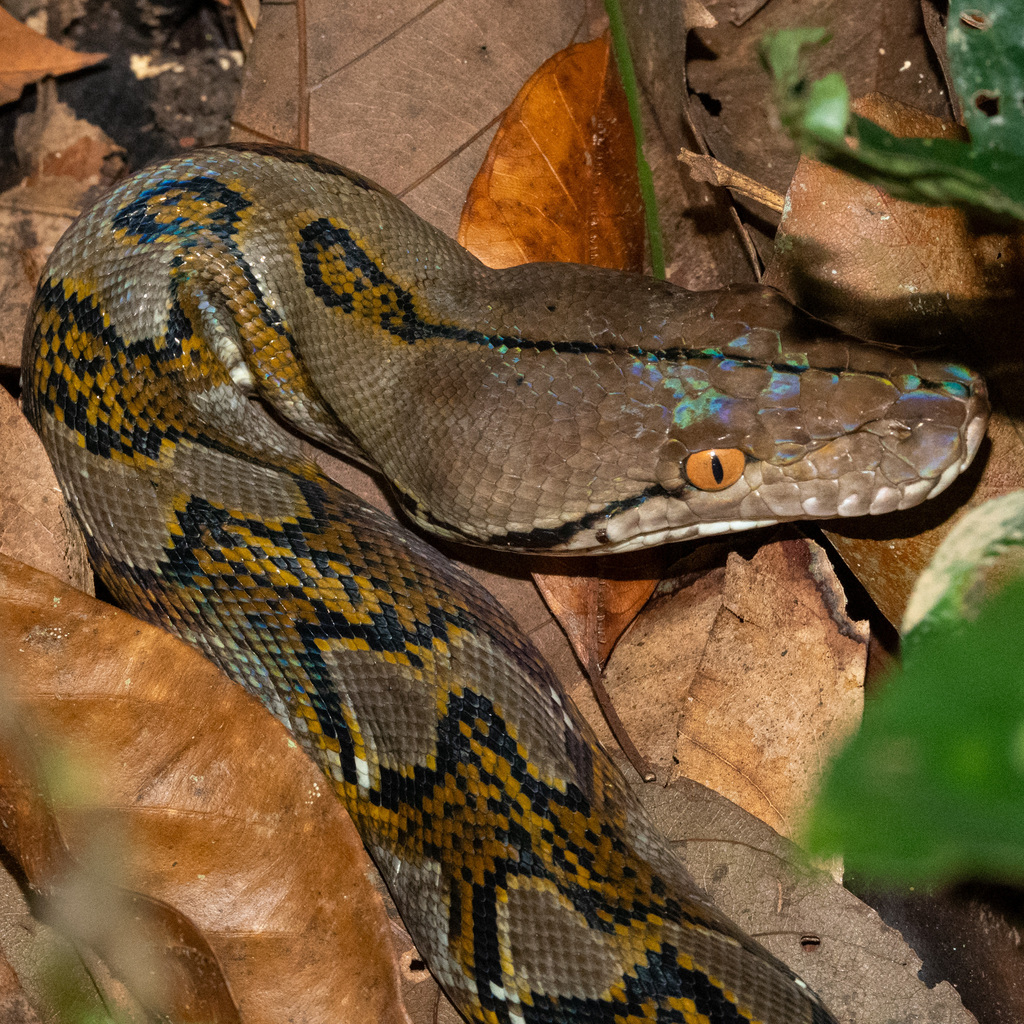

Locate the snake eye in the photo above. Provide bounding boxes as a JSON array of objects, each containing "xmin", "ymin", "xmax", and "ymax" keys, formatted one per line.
[{"xmin": 685, "ymin": 449, "xmax": 745, "ymax": 491}]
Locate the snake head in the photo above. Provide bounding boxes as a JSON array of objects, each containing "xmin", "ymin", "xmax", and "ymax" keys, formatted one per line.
[{"xmin": 561, "ymin": 287, "xmax": 990, "ymax": 552}]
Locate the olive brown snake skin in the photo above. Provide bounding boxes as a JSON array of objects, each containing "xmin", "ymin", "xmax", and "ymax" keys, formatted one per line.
[{"xmin": 22, "ymin": 144, "xmax": 988, "ymax": 1024}]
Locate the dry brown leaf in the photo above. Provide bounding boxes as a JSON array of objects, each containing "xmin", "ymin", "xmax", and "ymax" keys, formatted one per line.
[
  {"xmin": 231, "ymin": 0, "xmax": 584, "ymax": 237},
  {"xmin": 0, "ymin": 8, "xmax": 104, "ymax": 107},
  {"xmin": 637, "ymin": 776, "xmax": 977, "ymax": 1024},
  {"xmin": 0, "ymin": 554, "xmax": 410, "ymax": 1024},
  {"xmin": 764, "ymin": 94, "xmax": 1024, "ymax": 344},
  {"xmin": 0, "ymin": 388, "xmax": 92, "ymax": 592},
  {"xmin": 458, "ymin": 33, "xmax": 643, "ymax": 270},
  {"xmin": 672, "ymin": 539, "xmax": 865, "ymax": 838},
  {"xmin": 567, "ymin": 536, "xmax": 867, "ymax": 840}
]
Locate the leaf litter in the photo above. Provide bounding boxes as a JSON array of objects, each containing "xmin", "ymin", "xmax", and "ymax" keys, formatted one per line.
[{"xmin": 0, "ymin": 0, "xmax": 1015, "ymax": 1019}]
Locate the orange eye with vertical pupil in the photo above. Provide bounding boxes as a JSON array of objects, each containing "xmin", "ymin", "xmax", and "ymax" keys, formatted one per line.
[{"xmin": 685, "ymin": 449, "xmax": 746, "ymax": 491}]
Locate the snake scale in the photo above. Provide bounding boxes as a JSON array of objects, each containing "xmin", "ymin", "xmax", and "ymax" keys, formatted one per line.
[{"xmin": 23, "ymin": 144, "xmax": 988, "ymax": 1024}]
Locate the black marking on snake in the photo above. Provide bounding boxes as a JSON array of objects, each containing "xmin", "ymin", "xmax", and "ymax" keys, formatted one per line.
[
  {"xmin": 113, "ymin": 178, "xmax": 300, "ymax": 380},
  {"xmin": 31, "ymin": 279, "xmax": 182, "ymax": 461},
  {"xmin": 114, "ymin": 181, "xmax": 338, "ymax": 420},
  {"xmin": 136, "ymin": 472, "xmax": 739, "ymax": 986},
  {"xmin": 356, "ymin": 687, "xmax": 765, "ymax": 1023},
  {"xmin": 100, "ymin": 476, "xmax": 707, "ymax": 965},
  {"xmin": 520, "ymin": 944, "xmax": 755, "ymax": 1024},
  {"xmin": 31, "ymin": 278, "xmax": 307, "ymax": 473},
  {"xmin": 156, "ymin": 480, "xmax": 476, "ymax": 734}
]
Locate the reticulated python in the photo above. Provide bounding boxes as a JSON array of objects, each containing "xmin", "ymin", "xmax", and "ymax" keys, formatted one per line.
[{"xmin": 23, "ymin": 144, "xmax": 988, "ymax": 1024}]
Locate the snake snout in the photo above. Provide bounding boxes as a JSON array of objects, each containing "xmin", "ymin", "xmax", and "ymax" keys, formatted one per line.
[{"xmin": 835, "ymin": 362, "xmax": 988, "ymax": 515}]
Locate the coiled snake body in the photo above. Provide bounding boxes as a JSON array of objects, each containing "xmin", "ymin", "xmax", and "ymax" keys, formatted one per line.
[{"xmin": 23, "ymin": 145, "xmax": 988, "ymax": 1024}]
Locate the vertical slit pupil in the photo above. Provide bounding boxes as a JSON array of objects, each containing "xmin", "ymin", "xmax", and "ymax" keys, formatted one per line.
[{"xmin": 711, "ymin": 452, "xmax": 724, "ymax": 484}]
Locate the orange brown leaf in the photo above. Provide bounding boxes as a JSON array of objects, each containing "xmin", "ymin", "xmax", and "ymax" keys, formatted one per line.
[
  {"xmin": 458, "ymin": 32, "xmax": 643, "ymax": 271},
  {"xmin": 0, "ymin": 554, "xmax": 410, "ymax": 1024}
]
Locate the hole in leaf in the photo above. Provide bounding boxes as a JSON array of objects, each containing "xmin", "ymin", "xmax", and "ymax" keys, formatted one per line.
[
  {"xmin": 409, "ymin": 958, "xmax": 427, "ymax": 972},
  {"xmin": 800, "ymin": 935, "xmax": 822, "ymax": 952},
  {"xmin": 974, "ymin": 91, "xmax": 1000, "ymax": 116},
  {"xmin": 960, "ymin": 9, "xmax": 991, "ymax": 29}
]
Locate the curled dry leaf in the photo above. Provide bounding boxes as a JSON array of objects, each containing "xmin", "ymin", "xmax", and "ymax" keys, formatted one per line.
[
  {"xmin": 671, "ymin": 538, "xmax": 865, "ymax": 839},
  {"xmin": 531, "ymin": 551, "xmax": 670, "ymax": 676},
  {"xmin": 0, "ymin": 554, "xmax": 409, "ymax": 1024},
  {"xmin": 0, "ymin": 8, "xmax": 105, "ymax": 107},
  {"xmin": 568, "ymin": 536, "xmax": 867, "ymax": 840},
  {"xmin": 458, "ymin": 32, "xmax": 643, "ymax": 270}
]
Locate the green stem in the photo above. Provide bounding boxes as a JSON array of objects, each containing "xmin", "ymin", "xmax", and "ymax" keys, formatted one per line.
[{"xmin": 604, "ymin": 0, "xmax": 665, "ymax": 279}]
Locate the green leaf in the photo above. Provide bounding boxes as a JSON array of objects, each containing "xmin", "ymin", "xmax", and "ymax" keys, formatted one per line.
[
  {"xmin": 805, "ymin": 574, "xmax": 1024, "ymax": 885},
  {"xmin": 948, "ymin": 0, "xmax": 1024, "ymax": 159},
  {"xmin": 902, "ymin": 491, "xmax": 1024, "ymax": 647},
  {"xmin": 803, "ymin": 73, "xmax": 849, "ymax": 142},
  {"xmin": 806, "ymin": 493, "xmax": 1024, "ymax": 885},
  {"xmin": 760, "ymin": 26, "xmax": 830, "ymax": 85}
]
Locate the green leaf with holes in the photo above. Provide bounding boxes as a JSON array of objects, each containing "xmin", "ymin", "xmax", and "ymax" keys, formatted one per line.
[
  {"xmin": 805, "ymin": 494, "xmax": 1024, "ymax": 884},
  {"xmin": 762, "ymin": 0, "xmax": 1024, "ymax": 221},
  {"xmin": 949, "ymin": 2, "xmax": 1024, "ymax": 159}
]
